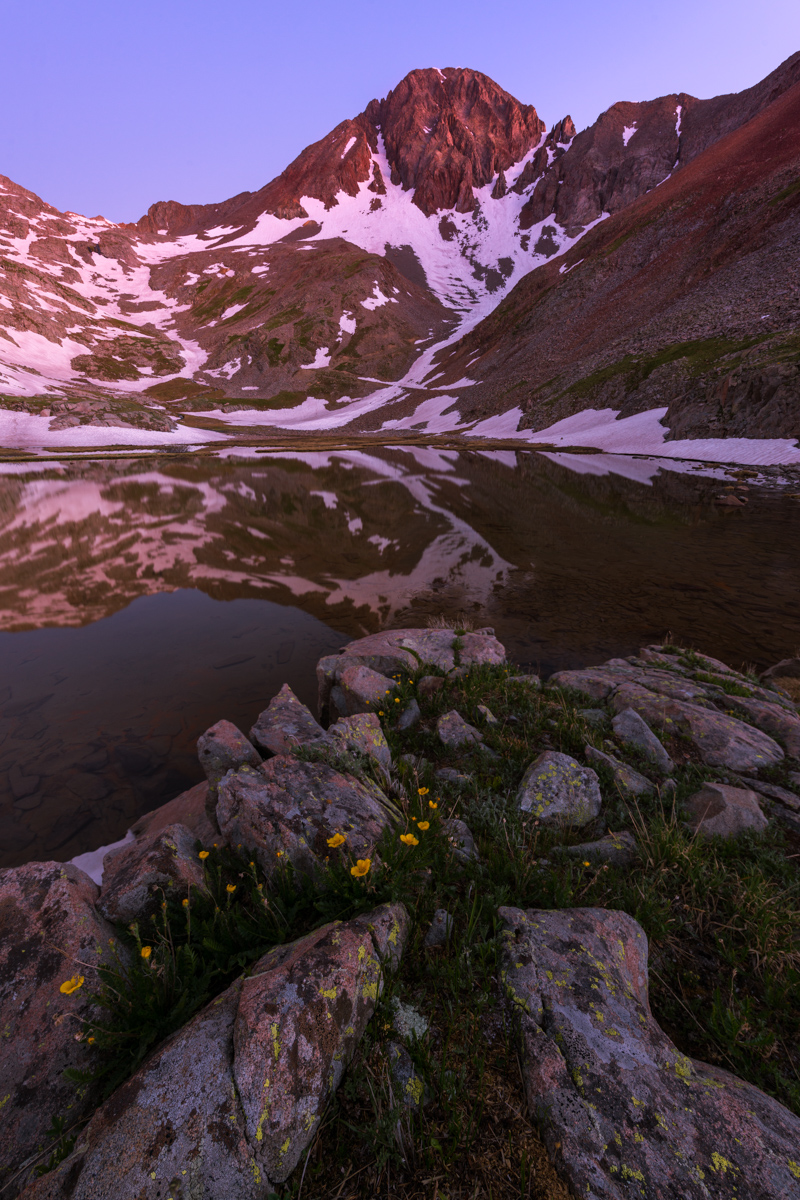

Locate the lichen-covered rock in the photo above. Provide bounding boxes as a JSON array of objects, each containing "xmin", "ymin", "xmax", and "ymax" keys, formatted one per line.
[
  {"xmin": 499, "ymin": 905, "xmax": 800, "ymax": 1200},
  {"xmin": 216, "ymin": 757, "xmax": 399, "ymax": 880},
  {"xmin": 249, "ymin": 684, "xmax": 327, "ymax": 757},
  {"xmin": 329, "ymin": 664, "xmax": 398, "ymax": 721},
  {"xmin": 684, "ymin": 782, "xmax": 768, "ymax": 838},
  {"xmin": 0, "ymin": 862, "xmax": 120, "ymax": 1197},
  {"xmin": 98, "ymin": 823, "xmax": 206, "ymax": 924},
  {"xmin": 326, "ymin": 712, "xmax": 393, "ymax": 780},
  {"xmin": 317, "ymin": 627, "xmax": 505, "ymax": 717},
  {"xmin": 516, "ymin": 751, "xmax": 602, "ymax": 827},
  {"xmin": 584, "ymin": 745, "xmax": 653, "ymax": 798},
  {"xmin": 22, "ymin": 905, "xmax": 409, "ymax": 1199},
  {"xmin": 386, "ymin": 1041, "xmax": 429, "ymax": 1109},
  {"xmin": 198, "ymin": 719, "xmax": 262, "ymax": 826},
  {"xmin": 716, "ymin": 693, "xmax": 800, "ymax": 759},
  {"xmin": 611, "ymin": 707, "xmax": 674, "ymax": 773},
  {"xmin": 130, "ymin": 779, "xmax": 217, "ymax": 847},
  {"xmin": 612, "ymin": 683, "xmax": 784, "ymax": 772},
  {"xmin": 437, "ymin": 710, "xmax": 483, "ymax": 748},
  {"xmin": 558, "ymin": 830, "xmax": 639, "ymax": 867}
]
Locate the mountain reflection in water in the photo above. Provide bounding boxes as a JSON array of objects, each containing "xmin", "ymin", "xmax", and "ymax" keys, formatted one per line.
[{"xmin": 1, "ymin": 446, "xmax": 799, "ymax": 867}]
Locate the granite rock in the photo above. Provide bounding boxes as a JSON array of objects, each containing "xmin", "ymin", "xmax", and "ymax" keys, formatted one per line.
[
  {"xmin": 611, "ymin": 706, "xmax": 674, "ymax": 774},
  {"xmin": 249, "ymin": 683, "xmax": 327, "ymax": 757},
  {"xmin": 684, "ymin": 782, "xmax": 768, "ymax": 838},
  {"xmin": 584, "ymin": 744, "xmax": 653, "ymax": 798},
  {"xmin": 517, "ymin": 751, "xmax": 602, "ymax": 827},
  {"xmin": 499, "ymin": 905, "xmax": 800, "ymax": 1199},
  {"xmin": 98, "ymin": 823, "xmax": 206, "ymax": 924},
  {"xmin": 437, "ymin": 710, "xmax": 483, "ymax": 748}
]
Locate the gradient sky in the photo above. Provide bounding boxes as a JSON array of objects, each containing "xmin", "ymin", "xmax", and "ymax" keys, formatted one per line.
[{"xmin": 3, "ymin": 0, "xmax": 799, "ymax": 224}]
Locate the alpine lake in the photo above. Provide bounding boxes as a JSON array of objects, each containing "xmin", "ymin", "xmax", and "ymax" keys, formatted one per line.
[{"xmin": 2, "ymin": 443, "xmax": 799, "ymax": 869}]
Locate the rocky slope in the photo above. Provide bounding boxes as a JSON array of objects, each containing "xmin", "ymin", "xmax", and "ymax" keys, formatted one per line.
[{"xmin": 0, "ymin": 57, "xmax": 798, "ymax": 447}]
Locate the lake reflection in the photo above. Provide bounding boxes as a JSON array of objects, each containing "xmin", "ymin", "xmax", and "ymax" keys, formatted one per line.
[{"xmin": 1, "ymin": 446, "xmax": 799, "ymax": 866}]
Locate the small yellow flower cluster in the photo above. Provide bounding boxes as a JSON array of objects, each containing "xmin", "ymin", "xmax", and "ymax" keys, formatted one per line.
[{"xmin": 400, "ymin": 833, "xmax": 419, "ymax": 847}]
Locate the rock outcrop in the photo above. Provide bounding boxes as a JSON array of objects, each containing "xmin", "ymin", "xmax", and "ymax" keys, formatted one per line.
[
  {"xmin": 500, "ymin": 905, "xmax": 800, "ymax": 1199},
  {"xmin": 98, "ymin": 823, "xmax": 206, "ymax": 924},
  {"xmin": 21, "ymin": 905, "xmax": 409, "ymax": 1200},
  {"xmin": 517, "ymin": 751, "xmax": 602, "ymax": 827},
  {"xmin": 0, "ymin": 863, "xmax": 121, "ymax": 1196}
]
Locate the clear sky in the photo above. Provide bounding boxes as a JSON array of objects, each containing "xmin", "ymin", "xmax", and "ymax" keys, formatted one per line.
[{"xmin": 3, "ymin": 0, "xmax": 799, "ymax": 224}]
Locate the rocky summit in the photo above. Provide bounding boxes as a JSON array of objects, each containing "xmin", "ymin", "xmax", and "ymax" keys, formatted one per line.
[
  {"xmin": 2, "ymin": 626, "xmax": 800, "ymax": 1198},
  {"xmin": 1, "ymin": 55, "xmax": 799, "ymax": 450}
]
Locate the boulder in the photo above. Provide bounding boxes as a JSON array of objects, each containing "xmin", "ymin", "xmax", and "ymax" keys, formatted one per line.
[
  {"xmin": 684, "ymin": 783, "xmax": 768, "ymax": 838},
  {"xmin": 216, "ymin": 757, "xmax": 398, "ymax": 880},
  {"xmin": 197, "ymin": 719, "xmax": 261, "ymax": 826},
  {"xmin": 558, "ymin": 830, "xmax": 639, "ymax": 867},
  {"xmin": 386, "ymin": 1042, "xmax": 428, "ymax": 1109},
  {"xmin": 316, "ymin": 628, "xmax": 505, "ymax": 716},
  {"xmin": 499, "ymin": 905, "xmax": 800, "ymax": 1200},
  {"xmin": 130, "ymin": 780, "xmax": 216, "ymax": 847},
  {"xmin": 249, "ymin": 683, "xmax": 326, "ymax": 757},
  {"xmin": 23, "ymin": 905, "xmax": 409, "ymax": 1199},
  {"xmin": 612, "ymin": 683, "xmax": 784, "ymax": 772},
  {"xmin": 98, "ymin": 823, "xmax": 206, "ymax": 924},
  {"xmin": 435, "ymin": 766, "xmax": 472, "ymax": 785},
  {"xmin": 329, "ymin": 664, "xmax": 397, "ymax": 721},
  {"xmin": 326, "ymin": 711, "xmax": 393, "ymax": 780},
  {"xmin": 441, "ymin": 818, "xmax": 479, "ymax": 863},
  {"xmin": 397, "ymin": 698, "xmax": 421, "ymax": 731},
  {"xmin": 0, "ymin": 862, "xmax": 120, "ymax": 1197},
  {"xmin": 611, "ymin": 707, "xmax": 674, "ymax": 773},
  {"xmin": 437, "ymin": 711, "xmax": 483, "ymax": 748},
  {"xmin": 744, "ymin": 778, "xmax": 800, "ymax": 810},
  {"xmin": 474, "ymin": 703, "xmax": 499, "ymax": 726},
  {"xmin": 517, "ymin": 751, "xmax": 602, "ymax": 827},
  {"xmin": 584, "ymin": 744, "xmax": 653, "ymax": 798},
  {"xmin": 507, "ymin": 674, "xmax": 541, "ymax": 688},
  {"xmin": 761, "ymin": 655, "xmax": 800, "ymax": 681}
]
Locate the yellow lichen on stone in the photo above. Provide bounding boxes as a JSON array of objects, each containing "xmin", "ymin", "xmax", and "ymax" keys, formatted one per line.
[
  {"xmin": 388, "ymin": 919, "xmax": 400, "ymax": 946},
  {"xmin": 406, "ymin": 1075, "xmax": 424, "ymax": 1105},
  {"xmin": 788, "ymin": 1160, "xmax": 800, "ymax": 1179},
  {"xmin": 251, "ymin": 1160, "xmax": 261, "ymax": 1185},
  {"xmin": 319, "ymin": 986, "xmax": 337, "ymax": 999},
  {"xmin": 280, "ymin": 1137, "xmax": 291, "ymax": 1156},
  {"xmin": 271, "ymin": 1022, "xmax": 280, "ymax": 1061},
  {"xmin": 362, "ymin": 980, "xmax": 379, "ymax": 1001},
  {"xmin": 710, "ymin": 1152, "xmax": 737, "ymax": 1175}
]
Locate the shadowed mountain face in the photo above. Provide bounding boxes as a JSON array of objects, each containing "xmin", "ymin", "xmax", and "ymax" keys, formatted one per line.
[
  {"xmin": 0, "ymin": 56, "xmax": 798, "ymax": 444},
  {"xmin": 2, "ymin": 447, "xmax": 800, "ymax": 867}
]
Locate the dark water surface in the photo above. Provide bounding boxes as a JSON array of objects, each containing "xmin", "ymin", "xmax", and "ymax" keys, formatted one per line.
[{"xmin": 1, "ymin": 446, "xmax": 799, "ymax": 866}]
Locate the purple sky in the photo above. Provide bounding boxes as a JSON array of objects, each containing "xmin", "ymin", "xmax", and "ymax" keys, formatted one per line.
[{"xmin": 3, "ymin": 0, "xmax": 799, "ymax": 223}]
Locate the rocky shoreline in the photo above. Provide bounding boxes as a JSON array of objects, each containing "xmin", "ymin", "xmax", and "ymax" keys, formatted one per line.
[{"xmin": 2, "ymin": 627, "xmax": 800, "ymax": 1198}]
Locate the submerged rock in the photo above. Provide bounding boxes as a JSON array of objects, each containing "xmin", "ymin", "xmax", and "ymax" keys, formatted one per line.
[
  {"xmin": 216, "ymin": 757, "xmax": 398, "ymax": 879},
  {"xmin": 98, "ymin": 823, "xmax": 206, "ymax": 924},
  {"xmin": 249, "ymin": 683, "xmax": 327, "ymax": 756},
  {"xmin": 684, "ymin": 782, "xmax": 768, "ymax": 838},
  {"xmin": 517, "ymin": 751, "xmax": 602, "ymax": 827},
  {"xmin": 0, "ymin": 863, "xmax": 121, "ymax": 1197},
  {"xmin": 499, "ymin": 905, "xmax": 800, "ymax": 1200},
  {"xmin": 23, "ymin": 905, "xmax": 409, "ymax": 1199}
]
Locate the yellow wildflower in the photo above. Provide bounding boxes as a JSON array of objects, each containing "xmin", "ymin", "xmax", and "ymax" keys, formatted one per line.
[
  {"xmin": 199, "ymin": 850, "xmax": 210, "ymax": 860},
  {"xmin": 327, "ymin": 832, "xmax": 346, "ymax": 848},
  {"xmin": 378, "ymin": 711, "xmax": 385, "ymax": 716},
  {"xmin": 59, "ymin": 975, "xmax": 84, "ymax": 995},
  {"xmin": 87, "ymin": 1036, "xmax": 95, "ymax": 1044},
  {"xmin": 583, "ymin": 861, "xmax": 591, "ymax": 867},
  {"xmin": 417, "ymin": 821, "xmax": 430, "ymax": 831},
  {"xmin": 400, "ymin": 833, "xmax": 419, "ymax": 847},
  {"xmin": 227, "ymin": 884, "xmax": 237, "ymax": 894},
  {"xmin": 182, "ymin": 898, "xmax": 189, "ymax": 908},
  {"xmin": 350, "ymin": 859, "xmax": 371, "ymax": 878},
  {"xmin": 428, "ymin": 800, "xmax": 438, "ymax": 809},
  {"xmin": 394, "ymin": 698, "xmax": 400, "ymax": 703},
  {"xmin": 141, "ymin": 947, "xmax": 152, "ymax": 960},
  {"xmin": 418, "ymin": 787, "xmax": 429, "ymax": 795}
]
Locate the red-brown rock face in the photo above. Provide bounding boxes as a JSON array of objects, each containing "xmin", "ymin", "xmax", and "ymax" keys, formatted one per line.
[{"xmin": 367, "ymin": 68, "xmax": 545, "ymax": 215}]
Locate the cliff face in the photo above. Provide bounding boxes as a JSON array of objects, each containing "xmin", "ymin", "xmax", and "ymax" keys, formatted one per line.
[{"xmin": 1, "ymin": 54, "xmax": 799, "ymax": 445}]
